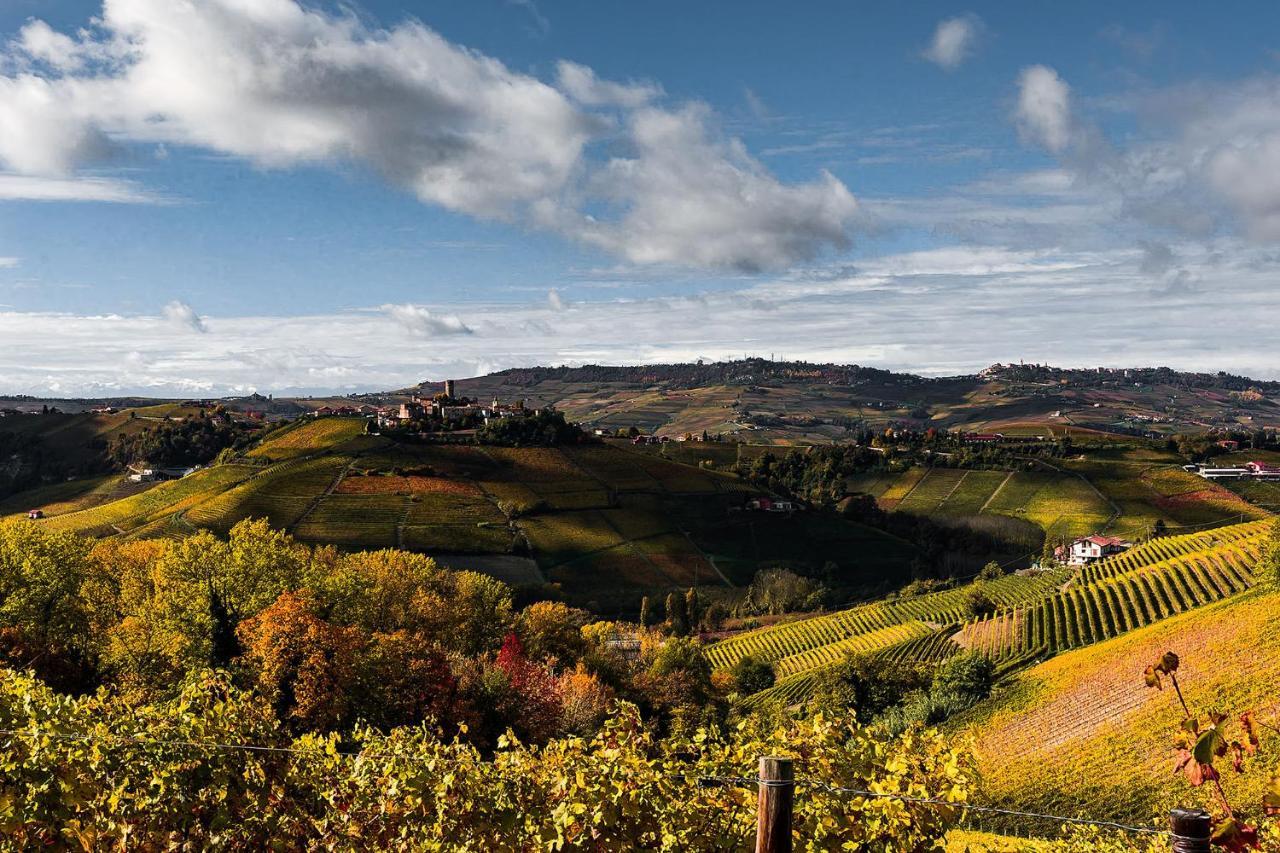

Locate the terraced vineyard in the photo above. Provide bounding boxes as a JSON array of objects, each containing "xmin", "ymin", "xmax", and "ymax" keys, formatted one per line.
[
  {"xmin": 952, "ymin": 521, "xmax": 1272, "ymax": 666},
  {"xmin": 37, "ymin": 465, "xmax": 260, "ymax": 536},
  {"xmin": 707, "ymin": 570, "xmax": 1063, "ymax": 672},
  {"xmin": 718, "ymin": 518, "xmax": 1276, "ymax": 706},
  {"xmin": 1076, "ymin": 519, "xmax": 1271, "ymax": 583},
  {"xmin": 245, "ymin": 417, "xmax": 368, "ymax": 461}
]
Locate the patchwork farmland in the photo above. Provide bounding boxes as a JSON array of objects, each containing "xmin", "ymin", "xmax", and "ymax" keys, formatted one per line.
[{"xmin": 9, "ymin": 420, "xmax": 922, "ymax": 609}]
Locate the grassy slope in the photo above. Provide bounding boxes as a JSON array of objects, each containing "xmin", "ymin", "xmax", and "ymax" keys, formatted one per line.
[
  {"xmin": 9, "ymin": 421, "xmax": 918, "ymax": 607},
  {"xmin": 957, "ymin": 584, "xmax": 1280, "ymax": 825},
  {"xmin": 862, "ymin": 457, "xmax": 1265, "ymax": 543}
]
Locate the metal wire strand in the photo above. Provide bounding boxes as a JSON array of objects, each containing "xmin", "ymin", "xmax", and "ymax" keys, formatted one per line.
[{"xmin": 0, "ymin": 729, "xmax": 1175, "ymax": 837}]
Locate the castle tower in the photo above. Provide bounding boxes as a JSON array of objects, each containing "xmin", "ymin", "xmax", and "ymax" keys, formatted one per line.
[{"xmin": 444, "ymin": 379, "xmax": 456, "ymax": 399}]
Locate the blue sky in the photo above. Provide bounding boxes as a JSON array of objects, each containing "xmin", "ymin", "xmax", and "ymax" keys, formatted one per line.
[{"xmin": 2, "ymin": 1, "xmax": 1280, "ymax": 395}]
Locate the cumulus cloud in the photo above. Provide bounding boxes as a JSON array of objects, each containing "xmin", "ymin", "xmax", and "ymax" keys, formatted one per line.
[
  {"xmin": 555, "ymin": 61, "xmax": 661, "ymax": 108},
  {"xmin": 922, "ymin": 15, "xmax": 983, "ymax": 70},
  {"xmin": 1011, "ymin": 65, "xmax": 1280, "ymax": 244},
  {"xmin": 547, "ymin": 289, "xmax": 566, "ymax": 311},
  {"xmin": 0, "ymin": 0, "xmax": 857, "ymax": 271},
  {"xmin": 382, "ymin": 303, "xmax": 473, "ymax": 337},
  {"xmin": 1015, "ymin": 66, "xmax": 1073, "ymax": 153},
  {"xmin": 570, "ymin": 104, "xmax": 857, "ymax": 270},
  {"xmin": 162, "ymin": 300, "xmax": 207, "ymax": 333}
]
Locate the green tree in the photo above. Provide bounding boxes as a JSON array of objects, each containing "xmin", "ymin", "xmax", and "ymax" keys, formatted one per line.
[
  {"xmin": 730, "ymin": 655, "xmax": 775, "ymax": 694},
  {"xmin": 665, "ymin": 591, "xmax": 688, "ymax": 636},
  {"xmin": 0, "ymin": 520, "xmax": 93, "ymax": 663},
  {"xmin": 683, "ymin": 588, "xmax": 700, "ymax": 632}
]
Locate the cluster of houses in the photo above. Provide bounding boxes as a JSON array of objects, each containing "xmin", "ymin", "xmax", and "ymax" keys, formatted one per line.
[
  {"xmin": 1183, "ymin": 461, "xmax": 1280, "ymax": 481},
  {"xmin": 959, "ymin": 432, "xmax": 1047, "ymax": 444},
  {"xmin": 1055, "ymin": 534, "xmax": 1132, "ymax": 566},
  {"xmin": 308, "ymin": 381, "xmax": 538, "ymax": 433},
  {"xmin": 376, "ymin": 380, "xmax": 536, "ymax": 431},
  {"xmin": 127, "ymin": 464, "xmax": 201, "ymax": 483}
]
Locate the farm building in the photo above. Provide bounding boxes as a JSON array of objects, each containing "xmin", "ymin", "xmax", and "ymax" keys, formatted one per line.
[
  {"xmin": 746, "ymin": 497, "xmax": 800, "ymax": 513},
  {"xmin": 128, "ymin": 465, "xmax": 199, "ymax": 483},
  {"xmin": 1184, "ymin": 462, "xmax": 1278, "ymax": 480},
  {"xmin": 1056, "ymin": 535, "xmax": 1131, "ymax": 566},
  {"xmin": 26, "ymin": 509, "xmax": 43, "ymax": 520}
]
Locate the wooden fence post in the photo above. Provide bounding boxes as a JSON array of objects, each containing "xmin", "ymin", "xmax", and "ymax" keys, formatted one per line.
[
  {"xmin": 1169, "ymin": 807, "xmax": 1211, "ymax": 852},
  {"xmin": 755, "ymin": 756, "xmax": 794, "ymax": 853}
]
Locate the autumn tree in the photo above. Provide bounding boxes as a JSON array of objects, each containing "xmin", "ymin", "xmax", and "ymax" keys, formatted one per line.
[
  {"xmin": 0, "ymin": 520, "xmax": 92, "ymax": 658},
  {"xmin": 236, "ymin": 590, "xmax": 363, "ymax": 732},
  {"xmin": 517, "ymin": 600, "xmax": 587, "ymax": 665}
]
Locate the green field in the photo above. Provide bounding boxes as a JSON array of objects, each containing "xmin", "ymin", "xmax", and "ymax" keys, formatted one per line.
[{"xmin": 854, "ymin": 460, "xmax": 1264, "ymax": 543}]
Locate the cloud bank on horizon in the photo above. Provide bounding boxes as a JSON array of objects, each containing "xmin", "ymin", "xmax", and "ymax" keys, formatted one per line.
[{"xmin": 4, "ymin": 241, "xmax": 1280, "ymax": 397}]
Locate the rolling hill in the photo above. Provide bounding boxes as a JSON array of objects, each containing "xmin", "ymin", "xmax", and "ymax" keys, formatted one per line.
[{"xmin": 2, "ymin": 417, "xmax": 923, "ymax": 611}]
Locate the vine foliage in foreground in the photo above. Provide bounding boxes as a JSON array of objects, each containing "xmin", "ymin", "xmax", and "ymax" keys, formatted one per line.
[{"xmin": 0, "ymin": 668, "xmax": 971, "ymax": 851}]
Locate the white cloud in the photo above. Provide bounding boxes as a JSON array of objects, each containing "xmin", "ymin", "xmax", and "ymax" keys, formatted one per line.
[
  {"xmin": 382, "ymin": 303, "xmax": 473, "ymax": 337},
  {"xmin": 1011, "ymin": 67, "xmax": 1280, "ymax": 244},
  {"xmin": 162, "ymin": 300, "xmax": 207, "ymax": 333},
  {"xmin": 922, "ymin": 15, "xmax": 983, "ymax": 71},
  {"xmin": 1015, "ymin": 65, "xmax": 1073, "ymax": 153},
  {"xmin": 0, "ymin": 173, "xmax": 165, "ymax": 203},
  {"xmin": 555, "ymin": 61, "xmax": 661, "ymax": 108},
  {"xmin": 0, "ymin": 257, "xmax": 16, "ymax": 268},
  {"xmin": 0, "ymin": 0, "xmax": 857, "ymax": 271},
  {"xmin": 507, "ymin": 0, "xmax": 550, "ymax": 37},
  {"xmin": 569, "ymin": 104, "xmax": 858, "ymax": 271},
  {"xmin": 547, "ymin": 289, "xmax": 566, "ymax": 311},
  {"xmin": 1204, "ymin": 133, "xmax": 1280, "ymax": 240},
  {"xmin": 4, "ymin": 243, "xmax": 1280, "ymax": 396}
]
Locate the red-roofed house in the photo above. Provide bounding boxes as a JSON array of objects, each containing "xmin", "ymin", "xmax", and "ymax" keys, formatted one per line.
[{"xmin": 1057, "ymin": 534, "xmax": 1131, "ymax": 566}]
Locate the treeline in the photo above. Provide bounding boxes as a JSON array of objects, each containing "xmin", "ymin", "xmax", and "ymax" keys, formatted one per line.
[
  {"xmin": 985, "ymin": 362, "xmax": 1280, "ymax": 392},
  {"xmin": 107, "ymin": 409, "xmax": 257, "ymax": 467},
  {"xmin": 482, "ymin": 358, "xmax": 941, "ymax": 391},
  {"xmin": 737, "ymin": 449, "xmax": 1041, "ymax": 575},
  {"xmin": 0, "ymin": 428, "xmax": 108, "ymax": 499},
  {"xmin": 739, "ymin": 437, "xmax": 1073, "ymax": 505},
  {"xmin": 475, "ymin": 409, "xmax": 589, "ymax": 447},
  {"xmin": 0, "ymin": 519, "xmax": 742, "ymax": 749}
]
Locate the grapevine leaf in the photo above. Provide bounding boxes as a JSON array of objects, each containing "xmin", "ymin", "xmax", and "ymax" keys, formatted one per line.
[
  {"xmin": 1194, "ymin": 728, "xmax": 1226, "ymax": 766},
  {"xmin": 1158, "ymin": 651, "xmax": 1180, "ymax": 674},
  {"xmin": 1212, "ymin": 817, "xmax": 1260, "ymax": 852},
  {"xmin": 1143, "ymin": 665, "xmax": 1162, "ymax": 690},
  {"xmin": 1231, "ymin": 741, "xmax": 1246, "ymax": 774},
  {"xmin": 1265, "ymin": 767, "xmax": 1280, "ymax": 816}
]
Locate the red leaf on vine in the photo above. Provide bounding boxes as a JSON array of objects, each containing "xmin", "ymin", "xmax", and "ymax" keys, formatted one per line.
[
  {"xmin": 1212, "ymin": 817, "xmax": 1260, "ymax": 852},
  {"xmin": 1231, "ymin": 741, "xmax": 1246, "ymax": 774},
  {"xmin": 1158, "ymin": 651, "xmax": 1180, "ymax": 674},
  {"xmin": 1240, "ymin": 712, "xmax": 1261, "ymax": 755}
]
